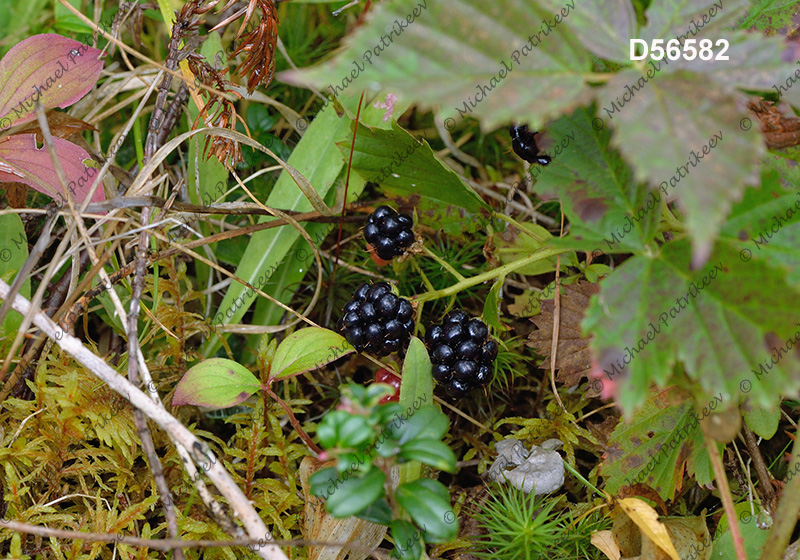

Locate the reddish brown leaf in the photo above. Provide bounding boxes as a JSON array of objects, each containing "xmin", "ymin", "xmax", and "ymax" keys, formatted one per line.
[
  {"xmin": 3, "ymin": 181, "xmax": 28, "ymax": 208},
  {"xmin": 749, "ymin": 99, "xmax": 800, "ymax": 149},
  {"xmin": 0, "ymin": 34, "xmax": 103, "ymax": 130},
  {"xmin": 527, "ymin": 280, "xmax": 600, "ymax": 391}
]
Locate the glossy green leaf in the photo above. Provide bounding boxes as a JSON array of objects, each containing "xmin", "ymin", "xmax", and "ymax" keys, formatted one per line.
[
  {"xmin": 325, "ymin": 465, "xmax": 386, "ymax": 518},
  {"xmin": 398, "ymin": 337, "xmax": 434, "ymax": 485},
  {"xmin": 712, "ymin": 503, "xmax": 770, "ymax": 559},
  {"xmin": 399, "ymin": 337, "xmax": 434, "ymax": 409},
  {"xmin": 309, "ymin": 466, "xmax": 339, "ymax": 498},
  {"xmin": 395, "ymin": 406, "xmax": 449, "ymax": 446},
  {"xmin": 395, "ymin": 479, "xmax": 458, "ymax": 542},
  {"xmin": 398, "ymin": 439, "xmax": 457, "ymax": 472},
  {"xmin": 357, "ymin": 499, "xmax": 393, "ymax": 526},
  {"xmin": 172, "ymin": 358, "xmax": 261, "ymax": 408},
  {"xmin": 389, "ymin": 519, "xmax": 424, "ymax": 560},
  {"xmin": 270, "ymin": 327, "xmax": 354, "ymax": 380}
]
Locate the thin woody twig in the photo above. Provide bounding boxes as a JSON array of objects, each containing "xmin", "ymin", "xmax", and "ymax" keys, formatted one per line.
[
  {"xmin": 0, "ymin": 279, "xmax": 289, "ymax": 560},
  {"xmin": 126, "ymin": 200, "xmax": 184, "ymax": 560},
  {"xmin": 0, "ymin": 520, "xmax": 387, "ymax": 558}
]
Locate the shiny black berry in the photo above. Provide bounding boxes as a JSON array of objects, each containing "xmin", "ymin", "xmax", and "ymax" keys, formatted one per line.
[
  {"xmin": 425, "ymin": 309, "xmax": 498, "ymax": 398},
  {"xmin": 338, "ymin": 282, "xmax": 415, "ymax": 356},
  {"xmin": 446, "ymin": 379, "xmax": 470, "ymax": 398},
  {"xmin": 509, "ymin": 124, "xmax": 551, "ymax": 166},
  {"xmin": 364, "ymin": 205, "xmax": 415, "ymax": 260}
]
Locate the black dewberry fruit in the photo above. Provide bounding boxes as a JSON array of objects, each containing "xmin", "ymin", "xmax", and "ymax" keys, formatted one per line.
[
  {"xmin": 426, "ymin": 310, "xmax": 497, "ymax": 397},
  {"xmin": 338, "ymin": 282, "xmax": 415, "ymax": 356},
  {"xmin": 364, "ymin": 205, "xmax": 415, "ymax": 261},
  {"xmin": 509, "ymin": 124, "xmax": 551, "ymax": 166}
]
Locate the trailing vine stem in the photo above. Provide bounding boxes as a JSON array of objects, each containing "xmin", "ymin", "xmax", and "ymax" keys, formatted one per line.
[{"xmin": 412, "ymin": 246, "xmax": 570, "ymax": 304}]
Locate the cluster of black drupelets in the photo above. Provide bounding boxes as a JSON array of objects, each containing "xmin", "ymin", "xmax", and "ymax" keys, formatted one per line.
[{"xmin": 337, "ymin": 205, "xmax": 499, "ymax": 398}]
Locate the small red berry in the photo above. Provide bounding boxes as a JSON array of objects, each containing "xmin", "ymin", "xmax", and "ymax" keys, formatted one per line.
[{"xmin": 376, "ymin": 368, "xmax": 401, "ymax": 404}]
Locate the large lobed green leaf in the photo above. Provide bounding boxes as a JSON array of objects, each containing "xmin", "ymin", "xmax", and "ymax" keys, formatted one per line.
[
  {"xmin": 280, "ymin": 0, "xmax": 594, "ymax": 131},
  {"xmin": 533, "ymin": 106, "xmax": 661, "ymax": 256},
  {"xmin": 599, "ymin": 387, "xmax": 713, "ymax": 501},
  {"xmin": 583, "ymin": 237, "xmax": 800, "ymax": 416}
]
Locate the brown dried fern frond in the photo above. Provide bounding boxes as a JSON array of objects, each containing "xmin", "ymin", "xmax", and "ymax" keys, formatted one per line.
[{"xmin": 227, "ymin": 0, "xmax": 279, "ymax": 93}]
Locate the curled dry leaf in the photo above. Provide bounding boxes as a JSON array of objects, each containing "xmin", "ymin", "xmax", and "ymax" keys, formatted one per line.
[
  {"xmin": 748, "ymin": 99, "xmax": 800, "ymax": 149},
  {"xmin": 229, "ymin": 0, "xmax": 279, "ymax": 94},
  {"xmin": 527, "ymin": 280, "xmax": 600, "ymax": 391}
]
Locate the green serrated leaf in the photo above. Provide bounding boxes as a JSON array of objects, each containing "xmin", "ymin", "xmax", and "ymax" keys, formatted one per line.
[
  {"xmin": 172, "ymin": 358, "xmax": 261, "ymax": 408},
  {"xmin": 720, "ymin": 165, "xmax": 800, "ymax": 289},
  {"xmin": 598, "ymin": 387, "xmax": 706, "ymax": 501},
  {"xmin": 535, "ymin": 106, "xmax": 661, "ymax": 255},
  {"xmin": 340, "ymin": 121, "xmax": 488, "ymax": 233},
  {"xmin": 583, "ymin": 238, "xmax": 800, "ymax": 415},
  {"xmin": 597, "ymin": 71, "xmax": 761, "ymax": 265},
  {"xmin": 270, "ymin": 327, "xmax": 354, "ymax": 380},
  {"xmin": 737, "ymin": 0, "xmax": 799, "ymax": 33},
  {"xmin": 538, "ymin": 0, "xmax": 636, "ymax": 63},
  {"xmin": 281, "ymin": 0, "xmax": 594, "ymax": 131}
]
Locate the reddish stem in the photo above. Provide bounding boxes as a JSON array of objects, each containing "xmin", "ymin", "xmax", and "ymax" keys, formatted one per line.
[{"xmin": 266, "ymin": 385, "xmax": 322, "ymax": 455}]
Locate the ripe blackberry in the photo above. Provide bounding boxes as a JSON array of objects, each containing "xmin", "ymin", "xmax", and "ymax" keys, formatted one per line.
[
  {"xmin": 364, "ymin": 205, "xmax": 415, "ymax": 261},
  {"xmin": 509, "ymin": 124, "xmax": 551, "ymax": 166},
  {"xmin": 338, "ymin": 282, "xmax": 415, "ymax": 356},
  {"xmin": 426, "ymin": 310, "xmax": 497, "ymax": 397}
]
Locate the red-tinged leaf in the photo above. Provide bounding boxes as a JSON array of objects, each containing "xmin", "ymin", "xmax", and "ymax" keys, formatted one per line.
[
  {"xmin": 582, "ymin": 238, "xmax": 800, "ymax": 416},
  {"xmin": 0, "ymin": 34, "xmax": 104, "ymax": 130},
  {"xmin": 172, "ymin": 358, "xmax": 262, "ymax": 408},
  {"xmin": 0, "ymin": 133, "xmax": 105, "ymax": 206},
  {"xmin": 599, "ymin": 387, "xmax": 711, "ymax": 502}
]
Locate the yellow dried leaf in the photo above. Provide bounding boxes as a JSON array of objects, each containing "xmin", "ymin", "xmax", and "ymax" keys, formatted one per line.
[
  {"xmin": 618, "ymin": 498, "xmax": 681, "ymax": 560},
  {"xmin": 591, "ymin": 529, "xmax": 622, "ymax": 560}
]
